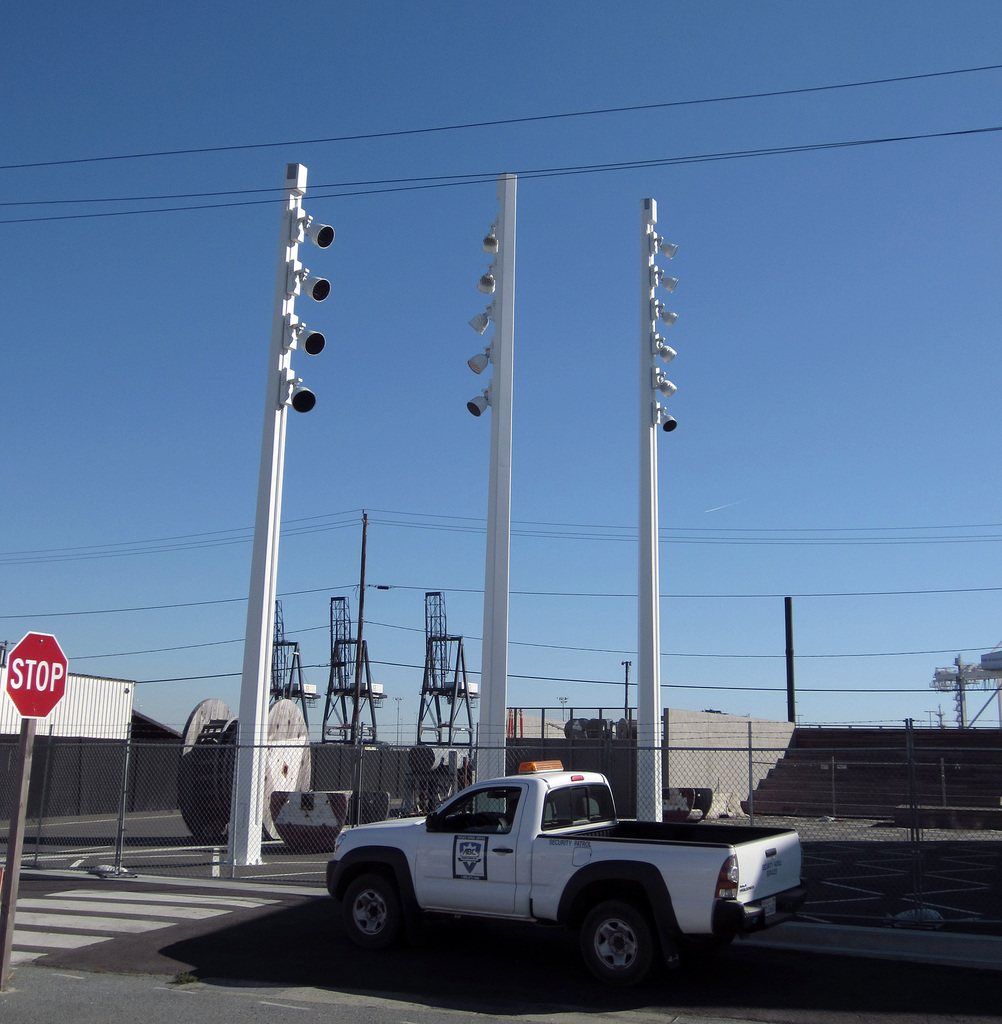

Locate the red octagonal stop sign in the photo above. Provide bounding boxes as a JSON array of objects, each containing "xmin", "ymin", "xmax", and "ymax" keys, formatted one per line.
[{"xmin": 6, "ymin": 631, "xmax": 68, "ymax": 719}]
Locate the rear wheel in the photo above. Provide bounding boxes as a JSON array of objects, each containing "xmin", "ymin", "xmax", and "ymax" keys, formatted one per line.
[
  {"xmin": 579, "ymin": 900, "xmax": 655, "ymax": 986},
  {"xmin": 342, "ymin": 872, "xmax": 402, "ymax": 949}
]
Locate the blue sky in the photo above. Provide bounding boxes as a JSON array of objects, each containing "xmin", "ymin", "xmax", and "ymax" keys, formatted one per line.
[{"xmin": 3, "ymin": 2, "xmax": 1002, "ymax": 737}]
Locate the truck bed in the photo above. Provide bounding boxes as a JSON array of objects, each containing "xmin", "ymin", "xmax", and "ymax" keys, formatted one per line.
[{"xmin": 574, "ymin": 820, "xmax": 797, "ymax": 847}]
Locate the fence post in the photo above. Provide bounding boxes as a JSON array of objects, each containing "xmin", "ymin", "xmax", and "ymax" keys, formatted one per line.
[
  {"xmin": 831, "ymin": 754, "xmax": 836, "ymax": 818},
  {"xmin": 905, "ymin": 719, "xmax": 925, "ymax": 919},
  {"xmin": 746, "ymin": 721, "xmax": 755, "ymax": 826},
  {"xmin": 113, "ymin": 720, "xmax": 133, "ymax": 874},
  {"xmin": 32, "ymin": 723, "xmax": 55, "ymax": 868}
]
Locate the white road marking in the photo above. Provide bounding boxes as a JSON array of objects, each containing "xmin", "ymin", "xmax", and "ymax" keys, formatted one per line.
[
  {"xmin": 16, "ymin": 912, "xmax": 179, "ymax": 932},
  {"xmin": 12, "ymin": 931, "xmax": 109, "ymax": 949},
  {"xmin": 18, "ymin": 898, "xmax": 232, "ymax": 920},
  {"xmin": 52, "ymin": 889, "xmax": 275, "ymax": 909},
  {"xmin": 10, "ymin": 886, "xmax": 277, "ymax": 965}
]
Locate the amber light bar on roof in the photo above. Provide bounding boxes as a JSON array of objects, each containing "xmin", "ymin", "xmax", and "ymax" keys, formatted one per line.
[{"xmin": 518, "ymin": 760, "xmax": 564, "ymax": 773}]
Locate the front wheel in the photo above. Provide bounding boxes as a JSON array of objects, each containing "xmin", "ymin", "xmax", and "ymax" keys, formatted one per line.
[
  {"xmin": 579, "ymin": 900, "xmax": 655, "ymax": 986},
  {"xmin": 342, "ymin": 872, "xmax": 402, "ymax": 949}
]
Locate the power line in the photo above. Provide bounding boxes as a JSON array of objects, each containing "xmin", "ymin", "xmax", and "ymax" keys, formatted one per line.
[
  {"xmin": 131, "ymin": 659, "xmax": 936, "ymax": 694},
  {"xmin": 4, "ymin": 124, "xmax": 1002, "ymax": 226},
  {"xmin": 5, "ymin": 62, "xmax": 999, "ymax": 172},
  {"xmin": 6, "ymin": 580, "xmax": 1002, "ymax": 623},
  {"xmin": 7, "ymin": 506, "xmax": 1002, "ymax": 566}
]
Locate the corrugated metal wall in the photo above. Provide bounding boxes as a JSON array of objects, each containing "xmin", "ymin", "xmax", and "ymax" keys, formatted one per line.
[{"xmin": 0, "ymin": 672, "xmax": 134, "ymax": 739}]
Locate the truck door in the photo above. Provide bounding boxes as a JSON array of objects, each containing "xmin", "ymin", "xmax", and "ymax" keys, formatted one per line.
[{"xmin": 414, "ymin": 784, "xmax": 523, "ymax": 914}]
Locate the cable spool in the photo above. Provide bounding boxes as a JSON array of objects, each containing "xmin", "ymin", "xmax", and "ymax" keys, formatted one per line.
[
  {"xmin": 177, "ymin": 697, "xmax": 312, "ymax": 843},
  {"xmin": 178, "ymin": 699, "xmax": 237, "ymax": 843},
  {"xmin": 262, "ymin": 698, "xmax": 312, "ymax": 839}
]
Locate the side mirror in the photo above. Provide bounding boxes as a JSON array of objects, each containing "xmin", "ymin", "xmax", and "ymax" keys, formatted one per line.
[{"xmin": 425, "ymin": 811, "xmax": 439, "ymax": 832}]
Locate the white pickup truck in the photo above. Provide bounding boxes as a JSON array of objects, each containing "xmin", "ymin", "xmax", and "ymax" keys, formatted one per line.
[{"xmin": 326, "ymin": 761, "xmax": 806, "ymax": 985}]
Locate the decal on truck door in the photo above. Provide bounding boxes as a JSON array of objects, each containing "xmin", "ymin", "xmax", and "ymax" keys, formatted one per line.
[{"xmin": 454, "ymin": 835, "xmax": 488, "ymax": 879}]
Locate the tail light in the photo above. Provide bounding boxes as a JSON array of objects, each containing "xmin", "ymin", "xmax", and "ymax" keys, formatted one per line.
[{"xmin": 716, "ymin": 854, "xmax": 739, "ymax": 899}]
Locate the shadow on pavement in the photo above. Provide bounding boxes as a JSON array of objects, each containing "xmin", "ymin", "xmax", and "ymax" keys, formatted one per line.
[{"xmin": 158, "ymin": 896, "xmax": 1002, "ymax": 1019}]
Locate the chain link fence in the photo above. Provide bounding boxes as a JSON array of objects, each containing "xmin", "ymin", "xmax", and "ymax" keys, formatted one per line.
[{"xmin": 2, "ymin": 724, "xmax": 1000, "ymax": 931}]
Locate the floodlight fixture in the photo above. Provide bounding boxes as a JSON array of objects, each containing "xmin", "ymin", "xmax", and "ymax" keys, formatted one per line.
[
  {"xmin": 662, "ymin": 413, "xmax": 678, "ymax": 432},
  {"xmin": 650, "ymin": 235, "xmax": 678, "ymax": 259},
  {"xmin": 478, "ymin": 271, "xmax": 496, "ymax": 294},
  {"xmin": 301, "ymin": 327, "xmax": 325, "ymax": 355},
  {"xmin": 305, "ymin": 216, "xmax": 334, "ymax": 248},
  {"xmin": 467, "ymin": 389, "xmax": 491, "ymax": 416},
  {"xmin": 290, "ymin": 383, "xmax": 317, "ymax": 413},
  {"xmin": 652, "ymin": 301, "xmax": 678, "ymax": 327},
  {"xmin": 468, "ymin": 348, "xmax": 491, "ymax": 374},
  {"xmin": 654, "ymin": 371, "xmax": 677, "ymax": 398},
  {"xmin": 652, "ymin": 334, "xmax": 676, "ymax": 363},
  {"xmin": 482, "ymin": 228, "xmax": 499, "ymax": 254},
  {"xmin": 469, "ymin": 306, "xmax": 493, "ymax": 334},
  {"xmin": 651, "ymin": 266, "xmax": 679, "ymax": 292}
]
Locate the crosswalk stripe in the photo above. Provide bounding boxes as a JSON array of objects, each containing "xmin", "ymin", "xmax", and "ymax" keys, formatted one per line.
[
  {"xmin": 11, "ymin": 886, "xmax": 282, "ymax": 964},
  {"xmin": 52, "ymin": 888, "xmax": 276, "ymax": 910},
  {"xmin": 12, "ymin": 931, "xmax": 111, "ymax": 950},
  {"xmin": 16, "ymin": 912, "xmax": 183, "ymax": 933},
  {"xmin": 17, "ymin": 898, "xmax": 232, "ymax": 920}
]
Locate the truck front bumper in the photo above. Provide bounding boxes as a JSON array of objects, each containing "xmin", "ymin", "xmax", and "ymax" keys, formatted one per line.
[{"xmin": 712, "ymin": 881, "xmax": 808, "ymax": 937}]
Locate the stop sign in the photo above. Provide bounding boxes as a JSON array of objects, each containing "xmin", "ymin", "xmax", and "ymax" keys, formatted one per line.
[{"xmin": 5, "ymin": 632, "xmax": 68, "ymax": 719}]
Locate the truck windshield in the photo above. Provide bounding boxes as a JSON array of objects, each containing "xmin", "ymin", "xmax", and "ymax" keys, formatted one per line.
[{"xmin": 542, "ymin": 785, "xmax": 615, "ymax": 830}]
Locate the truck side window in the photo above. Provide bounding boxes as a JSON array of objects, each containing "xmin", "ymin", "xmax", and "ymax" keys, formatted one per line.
[
  {"xmin": 542, "ymin": 785, "xmax": 615, "ymax": 830},
  {"xmin": 437, "ymin": 787, "xmax": 521, "ymax": 834}
]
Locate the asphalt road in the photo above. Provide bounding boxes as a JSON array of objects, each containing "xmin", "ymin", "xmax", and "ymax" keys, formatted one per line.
[{"xmin": 4, "ymin": 874, "xmax": 1002, "ymax": 1024}]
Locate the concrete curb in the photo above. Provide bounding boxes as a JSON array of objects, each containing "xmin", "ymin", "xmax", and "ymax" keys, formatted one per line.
[{"xmin": 744, "ymin": 920, "xmax": 1002, "ymax": 971}]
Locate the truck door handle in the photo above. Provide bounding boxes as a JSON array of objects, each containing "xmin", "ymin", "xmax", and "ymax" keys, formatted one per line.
[{"xmin": 493, "ymin": 847, "xmax": 514, "ymax": 854}]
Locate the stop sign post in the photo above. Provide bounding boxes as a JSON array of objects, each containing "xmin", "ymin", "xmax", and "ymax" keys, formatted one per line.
[
  {"xmin": 1, "ymin": 632, "xmax": 68, "ymax": 989},
  {"xmin": 5, "ymin": 632, "xmax": 68, "ymax": 720}
]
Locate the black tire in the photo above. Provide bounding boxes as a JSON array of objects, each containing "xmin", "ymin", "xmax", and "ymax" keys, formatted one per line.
[
  {"xmin": 579, "ymin": 900, "xmax": 655, "ymax": 986},
  {"xmin": 342, "ymin": 872, "xmax": 403, "ymax": 949}
]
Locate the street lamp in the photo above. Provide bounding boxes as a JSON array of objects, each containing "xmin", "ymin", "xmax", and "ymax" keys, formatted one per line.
[
  {"xmin": 229, "ymin": 163, "xmax": 333, "ymax": 868},
  {"xmin": 466, "ymin": 175, "xmax": 517, "ymax": 782},
  {"xmin": 637, "ymin": 197, "xmax": 679, "ymax": 822}
]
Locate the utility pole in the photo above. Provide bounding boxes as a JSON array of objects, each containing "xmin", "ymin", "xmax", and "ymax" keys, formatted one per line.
[
  {"xmin": 622, "ymin": 660, "xmax": 632, "ymax": 719},
  {"xmin": 785, "ymin": 597, "xmax": 796, "ymax": 723},
  {"xmin": 350, "ymin": 512, "xmax": 369, "ymax": 745}
]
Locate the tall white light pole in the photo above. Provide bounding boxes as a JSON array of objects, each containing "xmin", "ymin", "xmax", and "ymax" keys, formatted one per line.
[
  {"xmin": 466, "ymin": 173, "xmax": 516, "ymax": 781},
  {"xmin": 229, "ymin": 164, "xmax": 332, "ymax": 866},
  {"xmin": 637, "ymin": 198, "xmax": 679, "ymax": 821}
]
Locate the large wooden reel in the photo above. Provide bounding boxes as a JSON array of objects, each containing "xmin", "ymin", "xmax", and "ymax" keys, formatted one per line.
[{"xmin": 177, "ymin": 698, "xmax": 311, "ymax": 843}]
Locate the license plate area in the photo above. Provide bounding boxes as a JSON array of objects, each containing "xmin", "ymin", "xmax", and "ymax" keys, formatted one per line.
[{"xmin": 762, "ymin": 896, "xmax": 777, "ymax": 919}]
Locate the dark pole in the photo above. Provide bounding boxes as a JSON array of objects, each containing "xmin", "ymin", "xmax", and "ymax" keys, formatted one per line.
[
  {"xmin": 785, "ymin": 596, "xmax": 796, "ymax": 724},
  {"xmin": 622, "ymin": 660, "xmax": 632, "ymax": 719},
  {"xmin": 351, "ymin": 512, "xmax": 368, "ymax": 745}
]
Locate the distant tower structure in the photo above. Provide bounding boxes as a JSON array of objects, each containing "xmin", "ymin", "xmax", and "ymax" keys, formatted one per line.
[
  {"xmin": 417, "ymin": 592, "xmax": 478, "ymax": 748},
  {"xmin": 322, "ymin": 596, "xmax": 384, "ymax": 743},
  {"xmin": 271, "ymin": 600, "xmax": 317, "ymax": 727},
  {"xmin": 931, "ymin": 654, "xmax": 1002, "ymax": 728}
]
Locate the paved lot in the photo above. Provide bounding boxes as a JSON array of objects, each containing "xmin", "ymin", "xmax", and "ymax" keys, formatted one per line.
[
  {"xmin": 4, "ymin": 873, "xmax": 1002, "ymax": 1023},
  {"xmin": 12, "ymin": 810, "xmax": 1002, "ymax": 931}
]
